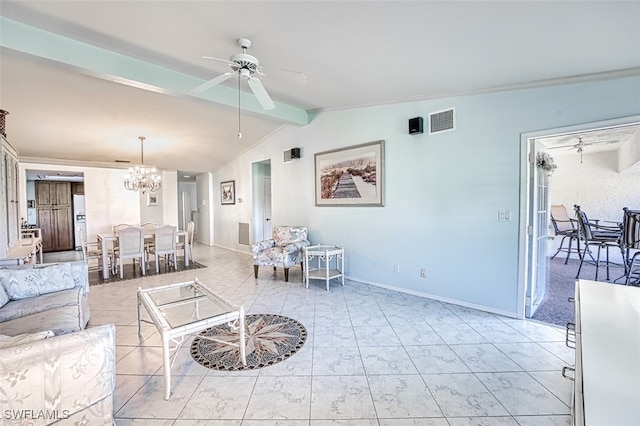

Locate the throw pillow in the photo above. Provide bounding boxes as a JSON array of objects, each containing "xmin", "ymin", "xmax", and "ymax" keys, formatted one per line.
[
  {"xmin": 0, "ymin": 330, "xmax": 54, "ymax": 349},
  {"xmin": 0, "ymin": 263, "xmax": 74, "ymax": 300},
  {"xmin": 0, "ymin": 284, "xmax": 8, "ymax": 308}
]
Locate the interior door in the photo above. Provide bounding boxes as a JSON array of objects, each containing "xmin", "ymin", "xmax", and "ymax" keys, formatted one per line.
[
  {"xmin": 263, "ymin": 177, "xmax": 272, "ymax": 240},
  {"xmin": 526, "ymin": 141, "xmax": 550, "ymax": 317},
  {"xmin": 180, "ymin": 191, "xmax": 192, "ymax": 230}
]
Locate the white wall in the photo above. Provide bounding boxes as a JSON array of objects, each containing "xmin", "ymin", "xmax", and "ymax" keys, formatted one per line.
[
  {"xmin": 548, "ymin": 148, "xmax": 640, "ymax": 262},
  {"xmin": 19, "ymin": 162, "xmax": 179, "ymax": 241},
  {"xmin": 212, "ymin": 75, "xmax": 640, "ymax": 317}
]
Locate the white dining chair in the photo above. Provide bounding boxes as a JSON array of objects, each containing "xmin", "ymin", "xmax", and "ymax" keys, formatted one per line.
[
  {"xmin": 113, "ymin": 226, "xmax": 146, "ymax": 279},
  {"xmin": 148, "ymin": 225, "xmax": 177, "ymax": 273},
  {"xmin": 177, "ymin": 221, "xmax": 195, "ymax": 263}
]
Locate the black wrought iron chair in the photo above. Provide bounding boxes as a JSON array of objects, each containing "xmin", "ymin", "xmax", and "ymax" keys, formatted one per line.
[
  {"xmin": 621, "ymin": 207, "xmax": 640, "ymax": 285},
  {"xmin": 574, "ymin": 205, "xmax": 622, "ymax": 281},
  {"xmin": 550, "ymin": 204, "xmax": 581, "ymax": 264}
]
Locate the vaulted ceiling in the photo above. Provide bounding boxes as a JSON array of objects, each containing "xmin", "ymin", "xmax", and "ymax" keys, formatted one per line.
[{"xmin": 1, "ymin": 1, "xmax": 639, "ymax": 175}]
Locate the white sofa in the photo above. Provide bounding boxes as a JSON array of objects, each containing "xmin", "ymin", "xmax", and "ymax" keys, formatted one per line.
[
  {"xmin": 0, "ymin": 261, "xmax": 90, "ymax": 336},
  {"xmin": 0, "ymin": 261, "xmax": 116, "ymax": 425}
]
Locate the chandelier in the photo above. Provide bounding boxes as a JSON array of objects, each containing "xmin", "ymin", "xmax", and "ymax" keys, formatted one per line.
[{"xmin": 123, "ymin": 136, "xmax": 161, "ymax": 193}]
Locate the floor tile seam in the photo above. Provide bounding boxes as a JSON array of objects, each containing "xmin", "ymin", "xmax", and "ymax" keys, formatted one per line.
[
  {"xmin": 491, "ymin": 341, "xmax": 570, "ymax": 372},
  {"xmin": 531, "ymin": 340, "xmax": 574, "ymax": 366},
  {"xmin": 467, "ymin": 370, "xmax": 515, "ymax": 418},
  {"xmin": 472, "ymin": 370, "xmax": 572, "ymax": 417},
  {"xmin": 465, "ymin": 320, "xmax": 533, "ymax": 344},
  {"xmin": 112, "ymin": 374, "xmax": 154, "ymax": 416},
  {"xmin": 239, "ymin": 368, "xmax": 262, "ymax": 422},
  {"xmin": 523, "ymin": 370, "xmax": 572, "ymax": 410},
  {"xmin": 445, "ymin": 343, "xmax": 526, "ymax": 373}
]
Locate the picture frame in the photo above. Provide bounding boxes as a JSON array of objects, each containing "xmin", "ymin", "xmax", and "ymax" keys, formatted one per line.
[
  {"xmin": 314, "ymin": 140, "xmax": 385, "ymax": 207},
  {"xmin": 146, "ymin": 192, "xmax": 158, "ymax": 206},
  {"xmin": 220, "ymin": 180, "xmax": 236, "ymax": 205}
]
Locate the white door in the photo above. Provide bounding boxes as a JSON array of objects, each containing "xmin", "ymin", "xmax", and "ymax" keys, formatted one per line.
[
  {"xmin": 263, "ymin": 177, "xmax": 272, "ymax": 240},
  {"xmin": 526, "ymin": 141, "xmax": 551, "ymax": 317},
  {"xmin": 180, "ymin": 191, "xmax": 191, "ymax": 230}
]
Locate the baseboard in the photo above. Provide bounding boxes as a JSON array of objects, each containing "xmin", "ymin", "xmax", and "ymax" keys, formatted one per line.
[{"xmin": 344, "ymin": 275, "xmax": 518, "ymax": 319}]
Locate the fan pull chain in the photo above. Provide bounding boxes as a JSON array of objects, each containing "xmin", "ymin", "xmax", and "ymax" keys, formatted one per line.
[{"xmin": 237, "ymin": 71, "xmax": 242, "ymax": 139}]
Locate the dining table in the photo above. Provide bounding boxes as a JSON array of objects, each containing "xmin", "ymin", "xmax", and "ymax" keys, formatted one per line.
[{"xmin": 96, "ymin": 229, "xmax": 190, "ymax": 280}]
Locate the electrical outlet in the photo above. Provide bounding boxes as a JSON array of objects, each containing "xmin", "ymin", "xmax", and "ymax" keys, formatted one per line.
[
  {"xmin": 420, "ymin": 268, "xmax": 427, "ymax": 278},
  {"xmin": 394, "ymin": 264, "xmax": 400, "ymax": 273}
]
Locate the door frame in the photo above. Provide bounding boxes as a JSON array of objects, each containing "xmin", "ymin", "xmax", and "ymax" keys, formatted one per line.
[{"xmin": 517, "ymin": 114, "xmax": 640, "ymax": 319}]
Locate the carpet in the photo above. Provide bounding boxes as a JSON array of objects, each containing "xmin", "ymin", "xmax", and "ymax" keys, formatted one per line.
[
  {"xmin": 88, "ymin": 259, "xmax": 206, "ymax": 285},
  {"xmin": 190, "ymin": 314, "xmax": 307, "ymax": 371},
  {"xmin": 532, "ymin": 257, "xmax": 626, "ymax": 327}
]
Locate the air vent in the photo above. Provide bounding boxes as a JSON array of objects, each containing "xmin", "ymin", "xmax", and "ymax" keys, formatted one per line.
[
  {"xmin": 429, "ymin": 108, "xmax": 455, "ymax": 134},
  {"xmin": 238, "ymin": 222, "xmax": 250, "ymax": 245}
]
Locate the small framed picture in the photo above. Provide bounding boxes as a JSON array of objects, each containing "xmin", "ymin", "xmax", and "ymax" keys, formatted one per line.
[
  {"xmin": 147, "ymin": 192, "xmax": 159, "ymax": 206},
  {"xmin": 221, "ymin": 180, "xmax": 236, "ymax": 205}
]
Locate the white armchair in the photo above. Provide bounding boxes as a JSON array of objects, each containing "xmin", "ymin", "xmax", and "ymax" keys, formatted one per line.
[
  {"xmin": 0, "ymin": 324, "xmax": 116, "ymax": 425},
  {"xmin": 251, "ymin": 226, "xmax": 310, "ymax": 282}
]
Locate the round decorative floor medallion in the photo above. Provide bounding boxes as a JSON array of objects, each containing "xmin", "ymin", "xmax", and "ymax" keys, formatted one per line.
[{"xmin": 190, "ymin": 313, "xmax": 307, "ymax": 371}]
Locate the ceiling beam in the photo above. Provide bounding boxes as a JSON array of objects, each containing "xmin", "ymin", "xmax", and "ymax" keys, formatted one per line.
[{"xmin": 0, "ymin": 17, "xmax": 309, "ymax": 126}]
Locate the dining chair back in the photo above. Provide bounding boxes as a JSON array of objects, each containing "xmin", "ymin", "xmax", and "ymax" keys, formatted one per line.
[
  {"xmin": 621, "ymin": 207, "xmax": 640, "ymax": 285},
  {"xmin": 78, "ymin": 226, "xmax": 110, "ymax": 272},
  {"xmin": 550, "ymin": 204, "xmax": 580, "ymax": 264},
  {"xmin": 177, "ymin": 221, "xmax": 195, "ymax": 263},
  {"xmin": 149, "ymin": 225, "xmax": 177, "ymax": 273},
  {"xmin": 141, "ymin": 222, "xmax": 159, "ymax": 233},
  {"xmin": 115, "ymin": 226, "xmax": 146, "ymax": 279},
  {"xmin": 574, "ymin": 205, "xmax": 622, "ymax": 281}
]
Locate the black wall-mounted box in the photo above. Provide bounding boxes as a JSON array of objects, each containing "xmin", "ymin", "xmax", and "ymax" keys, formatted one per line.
[{"xmin": 408, "ymin": 117, "xmax": 424, "ymax": 135}]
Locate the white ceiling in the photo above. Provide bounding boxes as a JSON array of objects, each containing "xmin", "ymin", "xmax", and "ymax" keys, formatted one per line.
[
  {"xmin": 539, "ymin": 123, "xmax": 640, "ymax": 155},
  {"xmin": 1, "ymin": 1, "xmax": 639, "ymax": 176}
]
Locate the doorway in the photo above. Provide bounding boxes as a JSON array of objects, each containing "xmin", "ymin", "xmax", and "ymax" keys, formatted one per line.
[
  {"xmin": 519, "ymin": 115, "xmax": 640, "ymax": 322},
  {"xmin": 251, "ymin": 160, "xmax": 272, "ymax": 242},
  {"xmin": 26, "ymin": 170, "xmax": 85, "ymax": 252}
]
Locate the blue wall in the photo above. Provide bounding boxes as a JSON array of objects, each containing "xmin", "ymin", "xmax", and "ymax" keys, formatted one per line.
[{"xmin": 213, "ymin": 75, "xmax": 640, "ymax": 316}]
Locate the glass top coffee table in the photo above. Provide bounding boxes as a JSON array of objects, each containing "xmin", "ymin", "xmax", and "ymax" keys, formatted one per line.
[{"xmin": 137, "ymin": 278, "xmax": 246, "ymax": 399}]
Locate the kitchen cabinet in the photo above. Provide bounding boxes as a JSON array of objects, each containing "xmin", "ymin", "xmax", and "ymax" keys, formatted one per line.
[{"xmin": 35, "ymin": 181, "xmax": 73, "ymax": 251}]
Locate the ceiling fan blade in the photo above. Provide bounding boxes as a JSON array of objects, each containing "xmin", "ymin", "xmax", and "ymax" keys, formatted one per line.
[
  {"xmin": 190, "ymin": 72, "xmax": 235, "ymax": 94},
  {"xmin": 548, "ymin": 144, "xmax": 575, "ymax": 150},
  {"xmin": 201, "ymin": 56, "xmax": 235, "ymax": 66},
  {"xmin": 584, "ymin": 139, "xmax": 619, "ymax": 146},
  {"xmin": 247, "ymin": 77, "xmax": 275, "ymax": 110},
  {"xmin": 262, "ymin": 65, "xmax": 307, "ymax": 83}
]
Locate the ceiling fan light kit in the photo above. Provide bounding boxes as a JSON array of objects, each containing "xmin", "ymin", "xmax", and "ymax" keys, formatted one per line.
[{"xmin": 191, "ymin": 38, "xmax": 277, "ymax": 111}]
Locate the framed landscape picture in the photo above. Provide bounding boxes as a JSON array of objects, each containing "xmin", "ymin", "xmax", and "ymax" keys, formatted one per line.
[
  {"xmin": 314, "ymin": 140, "xmax": 385, "ymax": 207},
  {"xmin": 220, "ymin": 180, "xmax": 236, "ymax": 205}
]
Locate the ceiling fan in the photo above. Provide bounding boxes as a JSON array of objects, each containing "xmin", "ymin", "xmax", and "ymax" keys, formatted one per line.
[
  {"xmin": 548, "ymin": 136, "xmax": 619, "ymax": 163},
  {"xmin": 190, "ymin": 37, "xmax": 304, "ymax": 111}
]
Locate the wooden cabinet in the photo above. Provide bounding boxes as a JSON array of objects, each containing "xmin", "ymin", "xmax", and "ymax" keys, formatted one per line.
[
  {"xmin": 35, "ymin": 181, "xmax": 73, "ymax": 251},
  {"xmin": 0, "ymin": 135, "xmax": 20, "ymax": 258}
]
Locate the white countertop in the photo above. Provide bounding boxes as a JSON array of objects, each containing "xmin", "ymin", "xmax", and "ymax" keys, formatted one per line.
[{"xmin": 578, "ymin": 280, "xmax": 640, "ymax": 425}]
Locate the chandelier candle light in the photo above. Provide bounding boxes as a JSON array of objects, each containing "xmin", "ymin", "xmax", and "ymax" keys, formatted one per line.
[{"xmin": 123, "ymin": 136, "xmax": 162, "ymax": 193}]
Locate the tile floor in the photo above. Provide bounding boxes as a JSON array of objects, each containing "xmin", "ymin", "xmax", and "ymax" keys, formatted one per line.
[{"xmin": 79, "ymin": 244, "xmax": 573, "ymax": 425}]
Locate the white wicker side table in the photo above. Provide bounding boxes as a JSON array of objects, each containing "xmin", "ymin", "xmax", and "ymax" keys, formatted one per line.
[{"xmin": 303, "ymin": 244, "xmax": 344, "ymax": 291}]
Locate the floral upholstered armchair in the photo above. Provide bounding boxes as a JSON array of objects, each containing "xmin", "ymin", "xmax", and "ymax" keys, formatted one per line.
[{"xmin": 251, "ymin": 226, "xmax": 310, "ymax": 282}]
